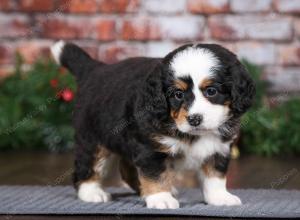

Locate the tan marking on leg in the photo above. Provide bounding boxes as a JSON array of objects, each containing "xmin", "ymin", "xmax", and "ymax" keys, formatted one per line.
[
  {"xmin": 92, "ymin": 146, "xmax": 111, "ymax": 181},
  {"xmin": 139, "ymin": 174, "xmax": 172, "ymax": 196},
  {"xmin": 77, "ymin": 145, "xmax": 119, "ymax": 203},
  {"xmin": 139, "ymin": 161, "xmax": 175, "ymax": 197},
  {"xmin": 201, "ymin": 157, "xmax": 225, "ymax": 178},
  {"xmin": 93, "ymin": 145, "xmax": 123, "ymax": 187},
  {"xmin": 75, "ymin": 146, "xmax": 111, "ymax": 188}
]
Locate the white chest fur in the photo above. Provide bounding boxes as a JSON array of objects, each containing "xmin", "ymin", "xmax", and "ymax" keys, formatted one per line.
[{"xmin": 158, "ymin": 133, "xmax": 231, "ymax": 170}]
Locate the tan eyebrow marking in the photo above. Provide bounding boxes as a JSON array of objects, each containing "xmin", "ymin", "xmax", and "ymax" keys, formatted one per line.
[
  {"xmin": 200, "ymin": 78, "xmax": 214, "ymax": 90},
  {"xmin": 174, "ymin": 79, "xmax": 188, "ymax": 91}
]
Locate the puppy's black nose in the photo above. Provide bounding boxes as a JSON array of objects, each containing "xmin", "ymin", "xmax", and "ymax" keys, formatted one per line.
[{"xmin": 187, "ymin": 114, "xmax": 203, "ymax": 127}]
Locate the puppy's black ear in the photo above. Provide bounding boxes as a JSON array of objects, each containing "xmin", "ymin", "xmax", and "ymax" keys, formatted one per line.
[
  {"xmin": 144, "ymin": 63, "xmax": 169, "ymax": 121},
  {"xmin": 229, "ymin": 62, "xmax": 255, "ymax": 115}
]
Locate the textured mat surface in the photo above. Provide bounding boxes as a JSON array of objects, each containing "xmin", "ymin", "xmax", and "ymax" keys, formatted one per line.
[{"xmin": 0, "ymin": 186, "xmax": 300, "ymax": 218}]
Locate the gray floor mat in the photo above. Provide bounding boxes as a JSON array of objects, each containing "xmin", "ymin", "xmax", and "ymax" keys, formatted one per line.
[{"xmin": 0, "ymin": 186, "xmax": 299, "ymax": 218}]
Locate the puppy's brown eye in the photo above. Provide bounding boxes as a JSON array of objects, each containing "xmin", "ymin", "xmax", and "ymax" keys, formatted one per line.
[
  {"xmin": 174, "ymin": 90, "xmax": 184, "ymax": 101},
  {"xmin": 204, "ymin": 87, "xmax": 217, "ymax": 97}
]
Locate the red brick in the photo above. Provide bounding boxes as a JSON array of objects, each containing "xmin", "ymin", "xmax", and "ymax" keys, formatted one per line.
[
  {"xmin": 188, "ymin": 0, "xmax": 229, "ymax": 14},
  {"xmin": 0, "ymin": 44, "xmax": 14, "ymax": 65},
  {"xmin": 92, "ymin": 19, "xmax": 116, "ymax": 41},
  {"xmin": 38, "ymin": 16, "xmax": 115, "ymax": 41},
  {"xmin": 274, "ymin": 0, "xmax": 300, "ymax": 14},
  {"xmin": 99, "ymin": 0, "xmax": 139, "ymax": 13},
  {"xmin": 58, "ymin": 0, "xmax": 98, "ymax": 13},
  {"xmin": 53, "ymin": 0, "xmax": 70, "ymax": 12},
  {"xmin": 278, "ymin": 45, "xmax": 300, "ymax": 66},
  {"xmin": 19, "ymin": 0, "xmax": 54, "ymax": 12},
  {"xmin": 208, "ymin": 18, "xmax": 237, "ymax": 40},
  {"xmin": 121, "ymin": 19, "xmax": 161, "ymax": 41},
  {"xmin": 37, "ymin": 16, "xmax": 91, "ymax": 39},
  {"xmin": 0, "ymin": 14, "xmax": 31, "ymax": 38},
  {"xmin": 0, "ymin": 0, "xmax": 15, "ymax": 11},
  {"xmin": 209, "ymin": 15, "xmax": 292, "ymax": 41},
  {"xmin": 99, "ymin": 44, "xmax": 145, "ymax": 63}
]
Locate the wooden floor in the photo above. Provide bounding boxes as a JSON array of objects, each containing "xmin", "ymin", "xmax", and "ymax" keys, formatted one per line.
[{"xmin": 0, "ymin": 151, "xmax": 299, "ymax": 220}]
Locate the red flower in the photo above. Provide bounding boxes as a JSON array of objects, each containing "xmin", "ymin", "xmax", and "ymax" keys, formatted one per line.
[
  {"xmin": 61, "ymin": 88, "xmax": 74, "ymax": 102},
  {"xmin": 50, "ymin": 78, "xmax": 58, "ymax": 88}
]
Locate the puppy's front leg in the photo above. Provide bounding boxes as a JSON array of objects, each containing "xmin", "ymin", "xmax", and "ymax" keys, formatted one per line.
[
  {"xmin": 198, "ymin": 153, "xmax": 241, "ymax": 206},
  {"xmin": 138, "ymin": 163, "xmax": 179, "ymax": 209},
  {"xmin": 140, "ymin": 173, "xmax": 179, "ymax": 209}
]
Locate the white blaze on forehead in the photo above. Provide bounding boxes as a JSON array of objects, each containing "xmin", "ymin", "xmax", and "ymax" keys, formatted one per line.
[{"xmin": 170, "ymin": 47, "xmax": 219, "ymax": 82}]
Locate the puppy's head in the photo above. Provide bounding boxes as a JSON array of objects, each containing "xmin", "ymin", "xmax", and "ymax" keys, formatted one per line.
[{"xmin": 162, "ymin": 44, "xmax": 255, "ymax": 135}]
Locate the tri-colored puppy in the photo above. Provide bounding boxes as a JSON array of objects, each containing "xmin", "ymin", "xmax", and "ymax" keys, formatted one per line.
[{"xmin": 51, "ymin": 41, "xmax": 255, "ymax": 209}]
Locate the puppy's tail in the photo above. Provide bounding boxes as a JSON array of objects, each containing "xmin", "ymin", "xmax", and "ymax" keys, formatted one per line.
[{"xmin": 50, "ymin": 40, "xmax": 105, "ymax": 81}]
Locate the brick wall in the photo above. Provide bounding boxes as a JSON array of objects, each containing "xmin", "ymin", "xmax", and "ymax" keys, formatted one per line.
[{"xmin": 0, "ymin": 0, "xmax": 300, "ymax": 95}]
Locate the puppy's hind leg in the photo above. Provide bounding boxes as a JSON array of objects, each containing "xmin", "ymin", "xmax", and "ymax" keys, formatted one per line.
[{"xmin": 74, "ymin": 144, "xmax": 113, "ymax": 203}]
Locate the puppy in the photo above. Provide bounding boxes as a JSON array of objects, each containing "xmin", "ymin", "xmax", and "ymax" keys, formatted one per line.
[{"xmin": 51, "ymin": 41, "xmax": 255, "ymax": 209}]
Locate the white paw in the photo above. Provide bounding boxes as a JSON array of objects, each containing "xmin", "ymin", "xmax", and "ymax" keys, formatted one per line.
[
  {"xmin": 78, "ymin": 182, "xmax": 111, "ymax": 203},
  {"xmin": 145, "ymin": 192, "xmax": 179, "ymax": 209},
  {"xmin": 205, "ymin": 191, "xmax": 242, "ymax": 206}
]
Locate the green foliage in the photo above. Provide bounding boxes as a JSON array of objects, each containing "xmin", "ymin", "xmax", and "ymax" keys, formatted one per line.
[
  {"xmin": 0, "ymin": 55, "xmax": 76, "ymax": 152},
  {"xmin": 241, "ymin": 60, "xmax": 300, "ymax": 156}
]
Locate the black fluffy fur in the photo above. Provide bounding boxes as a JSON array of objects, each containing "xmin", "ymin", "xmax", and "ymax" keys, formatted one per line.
[{"xmin": 58, "ymin": 43, "xmax": 255, "ymax": 187}]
